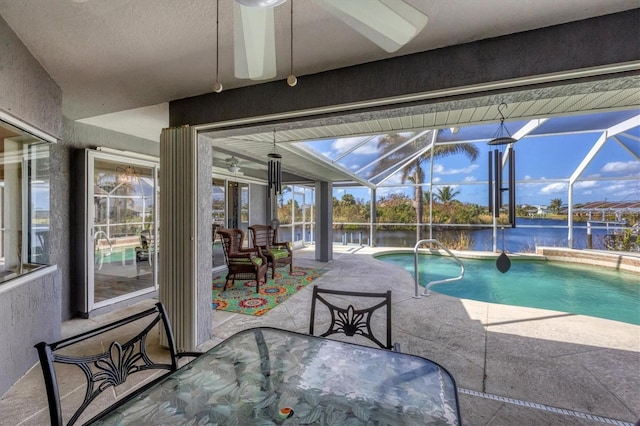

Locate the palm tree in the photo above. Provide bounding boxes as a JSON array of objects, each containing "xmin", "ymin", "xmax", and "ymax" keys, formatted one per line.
[
  {"xmin": 549, "ymin": 198, "xmax": 563, "ymax": 214},
  {"xmin": 435, "ymin": 186, "xmax": 460, "ymax": 204},
  {"xmin": 371, "ymin": 131, "xmax": 479, "ymax": 241}
]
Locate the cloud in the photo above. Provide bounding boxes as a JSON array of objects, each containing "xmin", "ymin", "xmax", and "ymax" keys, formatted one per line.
[
  {"xmin": 332, "ymin": 136, "xmax": 379, "ymax": 155},
  {"xmin": 434, "ymin": 163, "xmax": 479, "ymax": 175},
  {"xmin": 574, "ymin": 181, "xmax": 598, "ymax": 189},
  {"xmin": 539, "ymin": 182, "xmax": 567, "ymax": 194},
  {"xmin": 601, "ymin": 161, "xmax": 640, "ymax": 174},
  {"xmin": 463, "ymin": 176, "xmax": 477, "ymax": 182}
]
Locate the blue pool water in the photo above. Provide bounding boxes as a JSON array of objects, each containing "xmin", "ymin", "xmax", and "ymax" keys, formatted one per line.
[{"xmin": 376, "ymin": 253, "xmax": 640, "ymax": 325}]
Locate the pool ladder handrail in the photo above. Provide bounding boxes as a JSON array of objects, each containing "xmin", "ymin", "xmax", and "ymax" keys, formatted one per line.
[{"xmin": 413, "ymin": 239, "xmax": 465, "ymax": 298}]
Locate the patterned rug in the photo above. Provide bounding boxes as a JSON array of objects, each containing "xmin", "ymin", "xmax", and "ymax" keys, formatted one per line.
[{"xmin": 212, "ymin": 266, "xmax": 326, "ymax": 316}]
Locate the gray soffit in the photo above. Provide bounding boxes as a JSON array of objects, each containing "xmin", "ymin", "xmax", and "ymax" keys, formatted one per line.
[{"xmin": 200, "ymin": 75, "xmax": 640, "ymax": 186}]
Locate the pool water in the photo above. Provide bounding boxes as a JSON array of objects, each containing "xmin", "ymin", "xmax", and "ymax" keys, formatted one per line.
[{"xmin": 376, "ymin": 253, "xmax": 640, "ymax": 325}]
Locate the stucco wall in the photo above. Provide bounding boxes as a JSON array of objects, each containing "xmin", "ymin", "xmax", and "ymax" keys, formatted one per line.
[
  {"xmin": 0, "ymin": 15, "xmax": 63, "ymax": 397},
  {"xmin": 0, "ymin": 15, "xmax": 161, "ymax": 396},
  {"xmin": 0, "ymin": 16, "xmax": 62, "ymax": 137}
]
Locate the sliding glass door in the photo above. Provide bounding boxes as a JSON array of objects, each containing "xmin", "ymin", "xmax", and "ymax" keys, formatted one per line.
[{"xmin": 87, "ymin": 151, "xmax": 159, "ymax": 309}]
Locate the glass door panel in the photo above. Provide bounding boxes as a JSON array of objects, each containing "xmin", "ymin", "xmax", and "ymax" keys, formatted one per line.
[
  {"xmin": 212, "ymin": 178, "xmax": 225, "ymax": 268},
  {"xmin": 88, "ymin": 152, "xmax": 159, "ymax": 308}
]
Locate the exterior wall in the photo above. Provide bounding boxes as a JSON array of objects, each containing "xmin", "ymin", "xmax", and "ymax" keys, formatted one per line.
[
  {"xmin": 0, "ymin": 16, "xmax": 62, "ymax": 397},
  {"xmin": 249, "ymin": 183, "xmax": 268, "ymax": 227},
  {"xmin": 0, "ymin": 16, "xmax": 160, "ymax": 395},
  {"xmin": 0, "ymin": 16, "xmax": 62, "ymax": 137}
]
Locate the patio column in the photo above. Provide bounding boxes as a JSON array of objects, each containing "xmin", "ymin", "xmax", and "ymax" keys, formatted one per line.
[
  {"xmin": 315, "ymin": 181, "xmax": 333, "ymax": 262},
  {"xmin": 159, "ymin": 126, "xmax": 212, "ymax": 351}
]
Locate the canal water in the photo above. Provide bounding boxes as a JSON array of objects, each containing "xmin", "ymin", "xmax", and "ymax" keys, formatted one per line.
[{"xmin": 334, "ymin": 218, "xmax": 621, "ymax": 252}]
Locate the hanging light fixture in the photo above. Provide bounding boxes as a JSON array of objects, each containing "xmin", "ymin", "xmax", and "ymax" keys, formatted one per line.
[
  {"xmin": 287, "ymin": 0, "xmax": 297, "ymax": 87},
  {"xmin": 213, "ymin": 0, "xmax": 223, "ymax": 93},
  {"xmin": 267, "ymin": 129, "xmax": 282, "ymax": 195}
]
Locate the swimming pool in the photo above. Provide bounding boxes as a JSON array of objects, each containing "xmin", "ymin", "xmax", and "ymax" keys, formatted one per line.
[{"xmin": 376, "ymin": 253, "xmax": 640, "ymax": 325}]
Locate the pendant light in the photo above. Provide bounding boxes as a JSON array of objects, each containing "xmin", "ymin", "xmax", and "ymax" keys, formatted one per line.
[
  {"xmin": 287, "ymin": 0, "xmax": 297, "ymax": 87},
  {"xmin": 213, "ymin": 0, "xmax": 223, "ymax": 93}
]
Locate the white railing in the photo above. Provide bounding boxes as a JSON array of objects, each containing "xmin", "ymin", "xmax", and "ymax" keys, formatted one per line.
[{"xmin": 413, "ymin": 239, "xmax": 465, "ymax": 298}]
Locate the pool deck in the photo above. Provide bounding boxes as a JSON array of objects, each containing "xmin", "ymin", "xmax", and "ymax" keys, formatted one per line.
[{"xmin": 1, "ymin": 244, "xmax": 638, "ymax": 425}]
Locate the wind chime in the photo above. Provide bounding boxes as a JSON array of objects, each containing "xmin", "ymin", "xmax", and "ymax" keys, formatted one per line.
[
  {"xmin": 487, "ymin": 103, "xmax": 518, "ymax": 272},
  {"xmin": 267, "ymin": 130, "xmax": 282, "ymax": 197}
]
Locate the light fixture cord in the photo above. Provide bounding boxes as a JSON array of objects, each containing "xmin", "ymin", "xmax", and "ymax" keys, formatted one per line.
[
  {"xmin": 290, "ymin": 0, "xmax": 293, "ymax": 76},
  {"xmin": 216, "ymin": 0, "xmax": 220, "ymax": 83}
]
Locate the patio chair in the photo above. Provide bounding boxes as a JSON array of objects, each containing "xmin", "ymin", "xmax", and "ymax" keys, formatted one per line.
[
  {"xmin": 217, "ymin": 228, "xmax": 268, "ymax": 293},
  {"xmin": 249, "ymin": 224, "xmax": 293, "ymax": 278},
  {"xmin": 309, "ymin": 285, "xmax": 400, "ymax": 351},
  {"xmin": 34, "ymin": 302, "xmax": 202, "ymax": 426}
]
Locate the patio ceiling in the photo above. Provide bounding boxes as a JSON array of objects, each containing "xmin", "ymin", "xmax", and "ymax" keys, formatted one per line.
[{"xmin": 201, "ymin": 74, "xmax": 640, "ymax": 186}]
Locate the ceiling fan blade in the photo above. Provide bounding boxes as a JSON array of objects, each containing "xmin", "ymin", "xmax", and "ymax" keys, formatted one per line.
[
  {"xmin": 234, "ymin": 2, "xmax": 277, "ymax": 80},
  {"xmin": 316, "ymin": 0, "xmax": 428, "ymax": 52}
]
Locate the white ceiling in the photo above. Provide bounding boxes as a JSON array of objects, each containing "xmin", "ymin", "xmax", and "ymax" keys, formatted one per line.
[{"xmin": 0, "ymin": 0, "xmax": 638, "ymax": 141}]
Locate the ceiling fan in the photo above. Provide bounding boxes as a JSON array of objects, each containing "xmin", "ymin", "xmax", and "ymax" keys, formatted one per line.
[
  {"xmin": 233, "ymin": 0, "xmax": 429, "ymax": 81},
  {"xmin": 212, "ymin": 155, "xmax": 250, "ymax": 173}
]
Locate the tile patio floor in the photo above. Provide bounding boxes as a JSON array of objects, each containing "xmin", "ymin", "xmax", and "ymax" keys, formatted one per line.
[{"xmin": 1, "ymin": 245, "xmax": 638, "ymax": 425}]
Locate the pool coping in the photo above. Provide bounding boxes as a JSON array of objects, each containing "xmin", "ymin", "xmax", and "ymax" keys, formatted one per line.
[{"xmin": 373, "ymin": 246, "xmax": 640, "ymax": 274}]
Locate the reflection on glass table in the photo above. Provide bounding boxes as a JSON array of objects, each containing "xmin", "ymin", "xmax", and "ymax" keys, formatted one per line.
[{"xmin": 90, "ymin": 327, "xmax": 461, "ymax": 425}]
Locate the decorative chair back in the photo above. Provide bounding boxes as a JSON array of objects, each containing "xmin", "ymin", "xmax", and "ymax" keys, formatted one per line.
[
  {"xmin": 34, "ymin": 302, "xmax": 201, "ymax": 426},
  {"xmin": 216, "ymin": 228, "xmax": 267, "ymax": 292},
  {"xmin": 250, "ymin": 224, "xmax": 277, "ymax": 247},
  {"xmin": 249, "ymin": 224, "xmax": 293, "ymax": 278},
  {"xmin": 309, "ymin": 285, "xmax": 399, "ymax": 351}
]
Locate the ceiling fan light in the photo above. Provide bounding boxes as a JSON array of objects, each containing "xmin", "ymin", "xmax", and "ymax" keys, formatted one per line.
[
  {"xmin": 236, "ymin": 0, "xmax": 287, "ymax": 8},
  {"xmin": 228, "ymin": 164, "xmax": 240, "ymax": 173}
]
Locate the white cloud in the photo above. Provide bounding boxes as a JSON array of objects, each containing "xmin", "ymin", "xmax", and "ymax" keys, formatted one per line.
[
  {"xmin": 434, "ymin": 163, "xmax": 479, "ymax": 175},
  {"xmin": 332, "ymin": 136, "xmax": 379, "ymax": 155},
  {"xmin": 433, "ymin": 177, "xmax": 441, "ymax": 183},
  {"xmin": 539, "ymin": 182, "xmax": 567, "ymax": 194},
  {"xmin": 524, "ymin": 175, "xmax": 533, "ymax": 180},
  {"xmin": 463, "ymin": 176, "xmax": 477, "ymax": 182},
  {"xmin": 574, "ymin": 181, "xmax": 598, "ymax": 189},
  {"xmin": 432, "ymin": 164, "xmax": 444, "ymax": 173},
  {"xmin": 601, "ymin": 161, "xmax": 640, "ymax": 174}
]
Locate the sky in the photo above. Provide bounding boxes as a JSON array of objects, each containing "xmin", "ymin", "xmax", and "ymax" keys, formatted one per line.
[{"xmin": 305, "ymin": 110, "xmax": 640, "ymax": 208}]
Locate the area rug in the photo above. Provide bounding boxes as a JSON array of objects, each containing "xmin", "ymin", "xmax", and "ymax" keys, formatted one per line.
[{"xmin": 212, "ymin": 266, "xmax": 327, "ymax": 316}]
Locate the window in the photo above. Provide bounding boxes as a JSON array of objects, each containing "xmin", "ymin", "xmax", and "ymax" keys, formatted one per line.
[{"xmin": 0, "ymin": 120, "xmax": 50, "ymax": 282}]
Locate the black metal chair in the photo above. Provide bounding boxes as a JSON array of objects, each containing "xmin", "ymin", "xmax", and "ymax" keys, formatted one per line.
[
  {"xmin": 309, "ymin": 285, "xmax": 399, "ymax": 351},
  {"xmin": 34, "ymin": 302, "xmax": 201, "ymax": 426}
]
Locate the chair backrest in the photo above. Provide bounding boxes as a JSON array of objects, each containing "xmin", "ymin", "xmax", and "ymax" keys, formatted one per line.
[
  {"xmin": 249, "ymin": 224, "xmax": 276, "ymax": 248},
  {"xmin": 217, "ymin": 228, "xmax": 246, "ymax": 263},
  {"xmin": 35, "ymin": 302, "xmax": 180, "ymax": 426},
  {"xmin": 309, "ymin": 285, "xmax": 393, "ymax": 350}
]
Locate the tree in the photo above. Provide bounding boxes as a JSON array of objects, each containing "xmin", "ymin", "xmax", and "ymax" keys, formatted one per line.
[
  {"xmin": 434, "ymin": 186, "xmax": 460, "ymax": 204},
  {"xmin": 371, "ymin": 131, "xmax": 479, "ymax": 241},
  {"xmin": 549, "ymin": 198, "xmax": 563, "ymax": 214}
]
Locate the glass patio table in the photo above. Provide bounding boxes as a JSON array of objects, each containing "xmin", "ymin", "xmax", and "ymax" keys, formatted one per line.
[{"xmin": 90, "ymin": 327, "xmax": 461, "ymax": 425}]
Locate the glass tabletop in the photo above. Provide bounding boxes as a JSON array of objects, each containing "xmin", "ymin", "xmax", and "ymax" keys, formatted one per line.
[{"xmin": 91, "ymin": 327, "xmax": 460, "ymax": 425}]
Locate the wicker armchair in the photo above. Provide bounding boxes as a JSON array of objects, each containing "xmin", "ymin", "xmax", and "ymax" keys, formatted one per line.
[
  {"xmin": 217, "ymin": 228, "xmax": 268, "ymax": 293},
  {"xmin": 249, "ymin": 224, "xmax": 293, "ymax": 278}
]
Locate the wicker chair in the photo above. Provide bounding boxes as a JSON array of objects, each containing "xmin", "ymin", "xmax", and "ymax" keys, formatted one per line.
[
  {"xmin": 249, "ymin": 224, "xmax": 293, "ymax": 278},
  {"xmin": 217, "ymin": 228, "xmax": 268, "ymax": 293}
]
